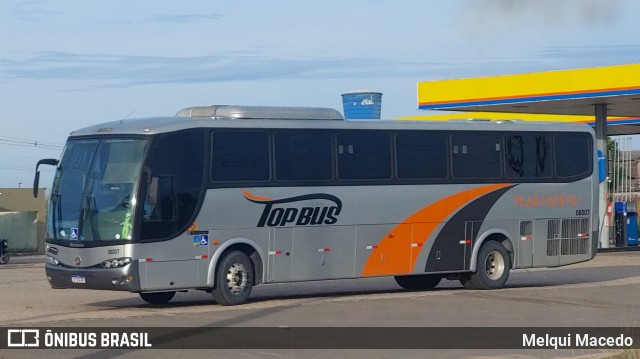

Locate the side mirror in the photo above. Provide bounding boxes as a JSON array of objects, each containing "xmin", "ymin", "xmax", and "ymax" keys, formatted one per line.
[{"xmin": 33, "ymin": 158, "xmax": 59, "ymax": 198}]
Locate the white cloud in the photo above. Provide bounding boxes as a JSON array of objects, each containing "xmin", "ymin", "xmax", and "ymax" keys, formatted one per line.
[
  {"xmin": 148, "ymin": 14, "xmax": 223, "ymax": 23},
  {"xmin": 0, "ymin": 51, "xmax": 454, "ymax": 89}
]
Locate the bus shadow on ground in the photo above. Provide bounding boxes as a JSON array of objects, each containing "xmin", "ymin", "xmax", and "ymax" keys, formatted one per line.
[
  {"xmin": 505, "ymin": 265, "xmax": 640, "ymax": 289},
  {"xmin": 88, "ymin": 265, "xmax": 639, "ymax": 308}
]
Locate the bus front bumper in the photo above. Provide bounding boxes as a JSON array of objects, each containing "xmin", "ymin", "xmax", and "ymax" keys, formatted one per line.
[{"xmin": 45, "ymin": 262, "xmax": 142, "ymax": 292}]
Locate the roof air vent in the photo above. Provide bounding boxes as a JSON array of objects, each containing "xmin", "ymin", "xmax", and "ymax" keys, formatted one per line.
[{"xmin": 176, "ymin": 105, "xmax": 344, "ymax": 120}]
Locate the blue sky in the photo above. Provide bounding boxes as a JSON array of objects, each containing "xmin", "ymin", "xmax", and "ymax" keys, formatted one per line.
[{"xmin": 1, "ymin": 0, "xmax": 640, "ymax": 188}]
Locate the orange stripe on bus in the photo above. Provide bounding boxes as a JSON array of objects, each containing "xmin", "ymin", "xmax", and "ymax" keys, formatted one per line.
[
  {"xmin": 361, "ymin": 184, "xmax": 511, "ymax": 277},
  {"xmin": 242, "ymin": 190, "xmax": 275, "ymax": 202}
]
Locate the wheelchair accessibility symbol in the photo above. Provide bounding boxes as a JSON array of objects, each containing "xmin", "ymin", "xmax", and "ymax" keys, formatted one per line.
[{"xmin": 193, "ymin": 235, "xmax": 209, "ymax": 247}]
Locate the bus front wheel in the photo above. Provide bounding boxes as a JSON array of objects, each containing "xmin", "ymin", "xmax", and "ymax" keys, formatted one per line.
[
  {"xmin": 460, "ymin": 241, "xmax": 510, "ymax": 290},
  {"xmin": 212, "ymin": 250, "xmax": 254, "ymax": 306},
  {"xmin": 139, "ymin": 291, "xmax": 175, "ymax": 304},
  {"xmin": 394, "ymin": 274, "xmax": 442, "ymax": 290}
]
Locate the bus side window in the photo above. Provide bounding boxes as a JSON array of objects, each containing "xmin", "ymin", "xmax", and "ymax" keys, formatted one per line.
[
  {"xmin": 337, "ymin": 132, "xmax": 391, "ymax": 180},
  {"xmin": 212, "ymin": 131, "xmax": 270, "ymax": 182},
  {"xmin": 555, "ymin": 134, "xmax": 592, "ymax": 178},
  {"xmin": 141, "ymin": 129, "xmax": 204, "ymax": 240},
  {"xmin": 158, "ymin": 177, "xmax": 176, "ymax": 221},
  {"xmin": 144, "ymin": 176, "xmax": 175, "ymax": 222},
  {"xmin": 396, "ymin": 132, "xmax": 447, "ymax": 180},
  {"xmin": 451, "ymin": 133, "xmax": 502, "ymax": 179},
  {"xmin": 141, "ymin": 176, "xmax": 176, "ymax": 239},
  {"xmin": 505, "ymin": 134, "xmax": 552, "ymax": 179},
  {"xmin": 275, "ymin": 131, "xmax": 332, "ymax": 181}
]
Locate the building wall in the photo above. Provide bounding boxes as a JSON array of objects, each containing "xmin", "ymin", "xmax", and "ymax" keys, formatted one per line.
[
  {"xmin": 0, "ymin": 188, "xmax": 47, "ymax": 254},
  {"xmin": 0, "ymin": 212, "xmax": 38, "ymax": 251}
]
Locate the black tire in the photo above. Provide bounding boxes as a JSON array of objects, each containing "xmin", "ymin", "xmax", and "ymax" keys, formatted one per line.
[
  {"xmin": 0, "ymin": 253, "xmax": 9, "ymax": 265},
  {"xmin": 460, "ymin": 241, "xmax": 510, "ymax": 290},
  {"xmin": 139, "ymin": 291, "xmax": 176, "ymax": 304},
  {"xmin": 212, "ymin": 250, "xmax": 254, "ymax": 306},
  {"xmin": 394, "ymin": 274, "xmax": 442, "ymax": 290}
]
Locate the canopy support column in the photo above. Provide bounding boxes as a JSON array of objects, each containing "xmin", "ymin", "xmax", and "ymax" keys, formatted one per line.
[{"xmin": 595, "ymin": 103, "xmax": 609, "ymax": 249}]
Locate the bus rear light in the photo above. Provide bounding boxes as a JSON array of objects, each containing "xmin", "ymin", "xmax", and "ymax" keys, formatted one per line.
[{"xmin": 101, "ymin": 257, "xmax": 132, "ymax": 269}]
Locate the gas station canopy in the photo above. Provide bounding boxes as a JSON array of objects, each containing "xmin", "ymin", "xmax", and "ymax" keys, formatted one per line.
[
  {"xmin": 412, "ymin": 63, "xmax": 640, "ymax": 249},
  {"xmin": 414, "ymin": 63, "xmax": 640, "ymax": 135}
]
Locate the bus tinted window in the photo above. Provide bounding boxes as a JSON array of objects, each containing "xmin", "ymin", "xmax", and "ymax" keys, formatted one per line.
[
  {"xmin": 505, "ymin": 135, "xmax": 552, "ymax": 178},
  {"xmin": 275, "ymin": 132, "xmax": 332, "ymax": 181},
  {"xmin": 212, "ymin": 132, "xmax": 270, "ymax": 181},
  {"xmin": 452, "ymin": 133, "xmax": 502, "ymax": 178},
  {"xmin": 555, "ymin": 133, "xmax": 591, "ymax": 178},
  {"xmin": 396, "ymin": 132, "xmax": 447, "ymax": 179},
  {"xmin": 337, "ymin": 132, "xmax": 391, "ymax": 180},
  {"xmin": 142, "ymin": 129, "xmax": 205, "ymax": 240}
]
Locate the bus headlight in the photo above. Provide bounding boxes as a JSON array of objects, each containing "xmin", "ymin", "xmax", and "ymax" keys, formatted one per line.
[
  {"xmin": 46, "ymin": 256, "xmax": 59, "ymax": 266},
  {"xmin": 101, "ymin": 257, "xmax": 132, "ymax": 269}
]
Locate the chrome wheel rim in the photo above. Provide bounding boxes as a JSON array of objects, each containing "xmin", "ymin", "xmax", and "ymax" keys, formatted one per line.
[
  {"xmin": 226, "ymin": 262, "xmax": 248, "ymax": 295},
  {"xmin": 485, "ymin": 250, "xmax": 505, "ymax": 280}
]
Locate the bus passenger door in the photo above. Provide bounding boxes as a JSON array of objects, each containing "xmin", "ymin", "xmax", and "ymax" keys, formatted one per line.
[{"xmin": 268, "ymin": 228, "xmax": 293, "ymax": 283}]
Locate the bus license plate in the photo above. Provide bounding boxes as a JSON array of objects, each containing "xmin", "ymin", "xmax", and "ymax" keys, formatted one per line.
[{"xmin": 71, "ymin": 275, "xmax": 86, "ymax": 284}]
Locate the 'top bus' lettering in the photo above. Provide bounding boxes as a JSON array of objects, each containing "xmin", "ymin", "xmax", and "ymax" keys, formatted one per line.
[{"xmin": 243, "ymin": 192, "xmax": 342, "ymax": 227}]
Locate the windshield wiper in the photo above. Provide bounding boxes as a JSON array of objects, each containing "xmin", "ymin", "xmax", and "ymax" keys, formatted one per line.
[
  {"xmin": 80, "ymin": 194, "xmax": 101, "ymax": 241},
  {"xmin": 51, "ymin": 194, "xmax": 62, "ymax": 239}
]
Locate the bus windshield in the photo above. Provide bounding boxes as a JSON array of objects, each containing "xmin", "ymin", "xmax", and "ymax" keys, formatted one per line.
[{"xmin": 48, "ymin": 138, "xmax": 148, "ymax": 242}]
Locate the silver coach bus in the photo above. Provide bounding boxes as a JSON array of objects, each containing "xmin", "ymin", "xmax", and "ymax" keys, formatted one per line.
[{"xmin": 34, "ymin": 105, "xmax": 598, "ymax": 305}]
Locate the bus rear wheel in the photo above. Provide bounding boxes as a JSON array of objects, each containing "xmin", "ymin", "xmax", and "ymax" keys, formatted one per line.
[
  {"xmin": 212, "ymin": 250, "xmax": 254, "ymax": 306},
  {"xmin": 139, "ymin": 291, "xmax": 175, "ymax": 304},
  {"xmin": 460, "ymin": 241, "xmax": 510, "ymax": 290},
  {"xmin": 394, "ymin": 274, "xmax": 442, "ymax": 290}
]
